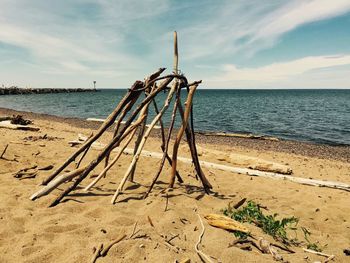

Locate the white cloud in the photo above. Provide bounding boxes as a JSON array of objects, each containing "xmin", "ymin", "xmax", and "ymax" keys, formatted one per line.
[
  {"xmin": 207, "ymin": 55, "xmax": 350, "ymax": 88},
  {"xmin": 255, "ymin": 0, "xmax": 350, "ymax": 40}
]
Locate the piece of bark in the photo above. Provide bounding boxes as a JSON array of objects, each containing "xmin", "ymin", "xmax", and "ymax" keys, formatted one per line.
[{"xmin": 204, "ymin": 214, "xmax": 249, "ymax": 233}]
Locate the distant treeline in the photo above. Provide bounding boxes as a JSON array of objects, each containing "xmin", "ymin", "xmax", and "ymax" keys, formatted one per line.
[{"xmin": 0, "ymin": 86, "xmax": 98, "ymax": 95}]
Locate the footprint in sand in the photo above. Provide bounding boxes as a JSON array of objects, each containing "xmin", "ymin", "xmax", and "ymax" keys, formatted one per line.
[
  {"xmin": 21, "ymin": 245, "xmax": 44, "ymax": 257},
  {"xmin": 44, "ymin": 223, "xmax": 80, "ymax": 233}
]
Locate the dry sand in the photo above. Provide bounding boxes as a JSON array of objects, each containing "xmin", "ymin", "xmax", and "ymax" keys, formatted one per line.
[{"xmin": 0, "ymin": 109, "xmax": 349, "ymax": 263}]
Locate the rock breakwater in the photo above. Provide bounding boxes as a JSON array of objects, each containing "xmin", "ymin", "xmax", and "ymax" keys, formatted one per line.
[{"xmin": 0, "ymin": 86, "xmax": 98, "ymax": 95}]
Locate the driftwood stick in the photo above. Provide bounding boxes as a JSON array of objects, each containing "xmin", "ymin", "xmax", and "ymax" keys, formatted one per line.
[
  {"xmin": 43, "ymin": 69, "xmax": 165, "ymax": 186},
  {"xmin": 129, "ymin": 103, "xmax": 149, "ymax": 182},
  {"xmin": 91, "ymin": 243, "xmax": 103, "ymax": 263},
  {"xmin": 169, "ymin": 85, "xmax": 197, "ymax": 188},
  {"xmin": 100, "ymin": 234, "xmax": 127, "ymax": 257},
  {"xmin": 75, "ymin": 133, "xmax": 93, "ymax": 169},
  {"xmin": 303, "ymin": 248, "xmax": 335, "ymax": 259},
  {"xmin": 129, "ymin": 222, "xmax": 138, "ymax": 239},
  {"xmin": 195, "ymin": 213, "xmax": 214, "ymax": 263},
  {"xmin": 176, "ymin": 89, "xmax": 212, "ymax": 190},
  {"xmin": 111, "ymin": 82, "xmax": 178, "ymax": 204},
  {"xmin": 104, "ymin": 97, "xmax": 139, "ymax": 175},
  {"xmin": 41, "ymin": 81, "xmax": 143, "ymax": 186},
  {"xmin": 173, "ymin": 31, "xmax": 179, "ymax": 74},
  {"xmin": 84, "ymin": 127, "xmax": 138, "ymax": 191},
  {"xmin": 151, "ymin": 98, "xmax": 183, "ymax": 183},
  {"xmin": 30, "ymin": 166, "xmax": 87, "ymax": 200},
  {"xmin": 144, "ymin": 88, "xmax": 181, "ymax": 198},
  {"xmin": 48, "ymin": 76, "xmax": 174, "ymax": 207}
]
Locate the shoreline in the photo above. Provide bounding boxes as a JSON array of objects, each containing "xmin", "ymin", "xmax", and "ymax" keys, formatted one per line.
[{"xmin": 1, "ymin": 107, "xmax": 349, "ymax": 163}]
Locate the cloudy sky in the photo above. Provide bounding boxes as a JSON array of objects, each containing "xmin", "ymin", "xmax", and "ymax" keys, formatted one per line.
[{"xmin": 1, "ymin": 0, "xmax": 350, "ymax": 89}]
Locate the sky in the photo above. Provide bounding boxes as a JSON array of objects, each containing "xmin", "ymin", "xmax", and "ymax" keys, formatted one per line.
[{"xmin": 1, "ymin": 0, "xmax": 350, "ymax": 89}]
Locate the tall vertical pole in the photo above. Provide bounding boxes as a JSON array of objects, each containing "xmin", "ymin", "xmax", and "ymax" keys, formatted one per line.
[{"xmin": 173, "ymin": 31, "xmax": 178, "ymax": 74}]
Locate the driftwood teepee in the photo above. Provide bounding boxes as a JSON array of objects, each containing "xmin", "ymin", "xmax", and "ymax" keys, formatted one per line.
[{"xmin": 30, "ymin": 32, "xmax": 212, "ymax": 206}]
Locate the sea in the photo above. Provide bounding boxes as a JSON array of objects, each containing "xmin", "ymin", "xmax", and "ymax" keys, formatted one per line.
[{"xmin": 0, "ymin": 89, "xmax": 349, "ymax": 146}]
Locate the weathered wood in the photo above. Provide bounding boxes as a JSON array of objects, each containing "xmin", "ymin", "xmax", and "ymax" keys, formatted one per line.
[
  {"xmin": 84, "ymin": 129, "xmax": 137, "ymax": 191},
  {"xmin": 173, "ymin": 31, "xmax": 179, "ymax": 74},
  {"xmin": 0, "ymin": 120, "xmax": 39, "ymax": 131},
  {"xmin": 41, "ymin": 80, "xmax": 144, "ymax": 186},
  {"xmin": 144, "ymin": 88, "xmax": 181, "ymax": 198},
  {"xmin": 151, "ymin": 98, "xmax": 183, "ymax": 183},
  {"xmin": 129, "ymin": 102, "xmax": 150, "ymax": 182},
  {"xmin": 48, "ymin": 76, "xmax": 174, "ymax": 207},
  {"xmin": 30, "ymin": 166, "xmax": 87, "ymax": 200},
  {"xmin": 43, "ymin": 68, "xmax": 165, "ymax": 186},
  {"xmin": 176, "ymin": 88, "xmax": 212, "ymax": 190},
  {"xmin": 111, "ymin": 81, "xmax": 178, "ymax": 204},
  {"xmin": 169, "ymin": 84, "xmax": 197, "ymax": 188}
]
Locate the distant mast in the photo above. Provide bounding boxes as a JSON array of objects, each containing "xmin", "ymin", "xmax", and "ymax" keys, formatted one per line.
[{"xmin": 93, "ymin": 80, "xmax": 96, "ymax": 91}]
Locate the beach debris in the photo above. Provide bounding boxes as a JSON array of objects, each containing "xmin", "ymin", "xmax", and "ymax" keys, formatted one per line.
[
  {"xmin": 91, "ymin": 234, "xmax": 127, "ymax": 263},
  {"xmin": 343, "ymin": 248, "xmax": 350, "ymax": 256},
  {"xmin": 0, "ymin": 144, "xmax": 17, "ymax": 162},
  {"xmin": 196, "ymin": 131, "xmax": 279, "ymax": 141},
  {"xmin": 147, "ymin": 216, "xmax": 155, "ymax": 228},
  {"xmin": 232, "ymin": 198, "xmax": 247, "ymax": 210},
  {"xmin": 128, "ymin": 222, "xmax": 138, "ymax": 239},
  {"xmin": 204, "ymin": 214, "xmax": 249, "ymax": 233},
  {"xmin": 164, "ymin": 192, "xmax": 169, "ymax": 212},
  {"xmin": 10, "ymin": 115, "xmax": 32, "ymax": 125},
  {"xmin": 195, "ymin": 213, "xmax": 214, "ymax": 263},
  {"xmin": 0, "ymin": 115, "xmax": 38, "ymax": 131},
  {"xmin": 38, "ymin": 164, "xmax": 54, "ymax": 171},
  {"xmin": 303, "ymin": 248, "xmax": 335, "ymax": 262},
  {"xmin": 87, "ymin": 117, "xmax": 161, "ymax": 129},
  {"xmin": 24, "ymin": 134, "xmax": 61, "ymax": 141},
  {"xmin": 14, "ymin": 165, "xmax": 38, "ymax": 180},
  {"xmin": 13, "ymin": 164, "xmax": 53, "ymax": 180},
  {"xmin": 0, "ymin": 144, "xmax": 9, "ymax": 159},
  {"xmin": 30, "ymin": 32, "xmax": 212, "ymax": 207},
  {"xmin": 0, "ymin": 120, "xmax": 39, "ymax": 131}
]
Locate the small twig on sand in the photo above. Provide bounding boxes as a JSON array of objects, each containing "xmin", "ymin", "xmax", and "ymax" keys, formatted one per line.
[
  {"xmin": 91, "ymin": 235, "xmax": 127, "ymax": 263},
  {"xmin": 233, "ymin": 198, "xmax": 246, "ymax": 209},
  {"xmin": 147, "ymin": 216, "xmax": 154, "ymax": 228},
  {"xmin": 0, "ymin": 144, "xmax": 9, "ymax": 159},
  {"xmin": 164, "ymin": 193, "xmax": 169, "ymax": 212},
  {"xmin": 195, "ymin": 213, "xmax": 214, "ymax": 263},
  {"xmin": 129, "ymin": 222, "xmax": 138, "ymax": 239},
  {"xmin": 91, "ymin": 243, "xmax": 103, "ymax": 263},
  {"xmin": 100, "ymin": 234, "xmax": 127, "ymax": 257},
  {"xmin": 0, "ymin": 144, "xmax": 18, "ymax": 162},
  {"xmin": 303, "ymin": 248, "xmax": 335, "ymax": 262}
]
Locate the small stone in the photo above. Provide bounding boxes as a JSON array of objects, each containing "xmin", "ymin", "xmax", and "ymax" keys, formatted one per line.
[{"xmin": 139, "ymin": 244, "xmax": 145, "ymax": 248}]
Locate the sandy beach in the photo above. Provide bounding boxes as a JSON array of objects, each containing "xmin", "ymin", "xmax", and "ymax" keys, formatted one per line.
[{"xmin": 0, "ymin": 108, "xmax": 349, "ymax": 263}]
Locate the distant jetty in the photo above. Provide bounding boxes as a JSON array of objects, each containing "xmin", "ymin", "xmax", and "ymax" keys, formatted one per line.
[{"xmin": 0, "ymin": 86, "xmax": 98, "ymax": 95}]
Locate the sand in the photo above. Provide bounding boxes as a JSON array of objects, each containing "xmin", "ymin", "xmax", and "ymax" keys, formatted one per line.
[{"xmin": 0, "ymin": 109, "xmax": 349, "ymax": 263}]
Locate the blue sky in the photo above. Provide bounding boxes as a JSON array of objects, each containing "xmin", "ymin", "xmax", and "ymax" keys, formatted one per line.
[{"xmin": 1, "ymin": 0, "xmax": 350, "ymax": 89}]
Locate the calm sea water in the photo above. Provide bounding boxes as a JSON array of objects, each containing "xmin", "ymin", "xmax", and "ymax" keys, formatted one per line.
[{"xmin": 0, "ymin": 89, "xmax": 349, "ymax": 145}]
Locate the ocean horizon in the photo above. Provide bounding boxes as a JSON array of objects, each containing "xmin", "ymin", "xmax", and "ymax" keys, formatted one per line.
[{"xmin": 1, "ymin": 89, "xmax": 349, "ymax": 146}]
